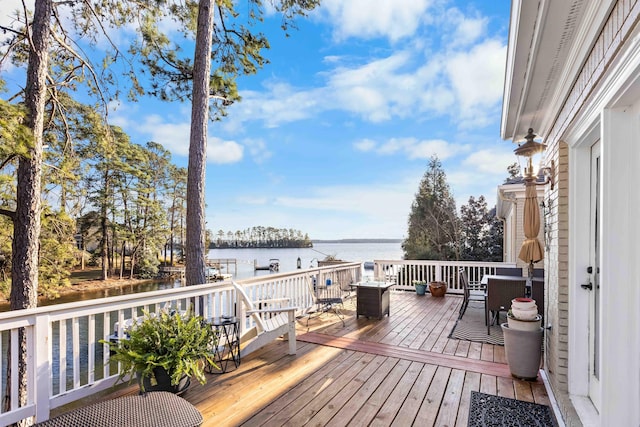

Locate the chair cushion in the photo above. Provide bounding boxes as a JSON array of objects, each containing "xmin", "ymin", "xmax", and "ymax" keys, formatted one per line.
[{"xmin": 35, "ymin": 391, "xmax": 202, "ymax": 427}]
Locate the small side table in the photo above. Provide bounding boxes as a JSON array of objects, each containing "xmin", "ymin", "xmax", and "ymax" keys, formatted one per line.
[
  {"xmin": 355, "ymin": 281, "xmax": 393, "ymax": 319},
  {"xmin": 206, "ymin": 316, "xmax": 241, "ymax": 374}
]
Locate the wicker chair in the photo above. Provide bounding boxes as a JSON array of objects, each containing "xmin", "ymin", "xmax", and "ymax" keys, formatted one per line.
[
  {"xmin": 485, "ymin": 277, "xmax": 527, "ymax": 334},
  {"xmin": 458, "ymin": 268, "xmax": 486, "ymax": 321}
]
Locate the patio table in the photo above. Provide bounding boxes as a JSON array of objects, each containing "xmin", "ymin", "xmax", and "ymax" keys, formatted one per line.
[{"xmin": 480, "ymin": 274, "xmax": 542, "ymax": 285}]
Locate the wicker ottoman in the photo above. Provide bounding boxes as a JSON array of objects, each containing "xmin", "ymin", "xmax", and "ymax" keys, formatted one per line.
[{"xmin": 35, "ymin": 391, "xmax": 202, "ymax": 427}]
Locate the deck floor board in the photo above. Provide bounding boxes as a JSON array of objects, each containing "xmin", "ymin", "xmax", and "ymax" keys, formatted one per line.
[{"xmin": 75, "ymin": 291, "xmax": 551, "ymax": 427}]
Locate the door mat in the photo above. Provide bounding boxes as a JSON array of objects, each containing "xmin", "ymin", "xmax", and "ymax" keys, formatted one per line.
[
  {"xmin": 468, "ymin": 391, "xmax": 557, "ymax": 427},
  {"xmin": 449, "ymin": 302, "xmax": 504, "ymax": 346}
]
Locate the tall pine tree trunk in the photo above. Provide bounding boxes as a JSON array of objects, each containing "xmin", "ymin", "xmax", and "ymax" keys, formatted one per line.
[
  {"xmin": 100, "ymin": 171, "xmax": 109, "ymax": 280},
  {"xmin": 185, "ymin": 0, "xmax": 214, "ymax": 288},
  {"xmin": 7, "ymin": 0, "xmax": 53, "ymax": 422}
]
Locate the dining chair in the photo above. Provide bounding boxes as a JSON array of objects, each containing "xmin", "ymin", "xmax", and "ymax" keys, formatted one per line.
[
  {"xmin": 495, "ymin": 267, "xmax": 523, "ymax": 276},
  {"xmin": 485, "ymin": 277, "xmax": 527, "ymax": 334},
  {"xmin": 458, "ymin": 268, "xmax": 486, "ymax": 321}
]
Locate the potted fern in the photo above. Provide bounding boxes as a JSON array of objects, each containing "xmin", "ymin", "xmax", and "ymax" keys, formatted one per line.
[{"xmin": 102, "ymin": 307, "xmax": 217, "ymax": 394}]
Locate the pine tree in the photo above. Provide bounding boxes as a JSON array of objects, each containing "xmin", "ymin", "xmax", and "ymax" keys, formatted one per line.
[
  {"xmin": 485, "ymin": 207, "xmax": 504, "ymax": 262},
  {"xmin": 402, "ymin": 156, "xmax": 459, "ymax": 260},
  {"xmin": 459, "ymin": 195, "xmax": 490, "ymax": 260}
]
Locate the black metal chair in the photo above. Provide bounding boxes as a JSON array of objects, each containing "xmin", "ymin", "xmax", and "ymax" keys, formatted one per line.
[
  {"xmin": 305, "ymin": 276, "xmax": 345, "ymax": 327},
  {"xmin": 458, "ymin": 268, "xmax": 486, "ymax": 321}
]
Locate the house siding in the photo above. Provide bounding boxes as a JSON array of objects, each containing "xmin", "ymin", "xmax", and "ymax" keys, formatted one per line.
[
  {"xmin": 545, "ymin": 141, "xmax": 581, "ymax": 425},
  {"xmin": 540, "ymin": 1, "xmax": 640, "ymax": 425}
]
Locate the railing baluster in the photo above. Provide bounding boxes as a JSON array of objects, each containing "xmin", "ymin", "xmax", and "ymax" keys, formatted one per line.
[
  {"xmin": 88, "ymin": 315, "xmax": 95, "ymax": 384},
  {"xmin": 73, "ymin": 318, "xmax": 80, "ymax": 389},
  {"xmin": 10, "ymin": 328, "xmax": 19, "ymax": 410},
  {"xmin": 59, "ymin": 320, "xmax": 67, "ymax": 393},
  {"xmin": 103, "ymin": 312, "xmax": 110, "ymax": 379}
]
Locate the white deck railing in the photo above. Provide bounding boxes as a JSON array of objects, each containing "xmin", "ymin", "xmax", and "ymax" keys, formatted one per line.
[
  {"xmin": 0, "ymin": 259, "xmax": 513, "ymax": 424},
  {"xmin": 372, "ymin": 259, "xmax": 515, "ymax": 292},
  {"xmin": 0, "ymin": 262, "xmax": 361, "ymax": 425}
]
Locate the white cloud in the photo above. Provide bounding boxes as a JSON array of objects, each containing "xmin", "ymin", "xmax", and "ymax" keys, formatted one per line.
[
  {"xmin": 223, "ymin": 82, "xmax": 323, "ymax": 132},
  {"xmin": 356, "ymin": 137, "xmax": 470, "ymax": 161},
  {"xmin": 132, "ymin": 115, "xmax": 244, "ymax": 164},
  {"xmin": 319, "ymin": 0, "xmax": 435, "ymax": 42},
  {"xmin": 441, "ymin": 8, "xmax": 488, "ymax": 48},
  {"xmin": 454, "ymin": 16, "xmax": 488, "ymax": 46},
  {"xmin": 327, "ymin": 52, "xmax": 419, "ymax": 122},
  {"xmin": 221, "ymin": 18, "xmax": 505, "ymax": 132},
  {"xmin": 0, "ymin": 1, "xmax": 31, "ymax": 71},
  {"xmin": 243, "ymin": 138, "xmax": 272, "ymax": 164},
  {"xmin": 235, "ymin": 196, "xmax": 269, "ymax": 206},
  {"xmin": 208, "ymin": 137, "xmax": 244, "ymax": 164},
  {"xmin": 462, "ymin": 148, "xmax": 516, "ymax": 177},
  {"xmin": 445, "ymin": 39, "xmax": 507, "ymax": 127},
  {"xmin": 353, "ymin": 139, "xmax": 376, "ymax": 152},
  {"xmin": 0, "ymin": 1, "xmax": 31, "ymax": 31},
  {"xmin": 225, "ymin": 37, "xmax": 504, "ymax": 132},
  {"xmin": 446, "ymin": 148, "xmax": 517, "ymax": 209},
  {"xmin": 203, "ymin": 173, "xmax": 423, "ymax": 240},
  {"xmin": 409, "ymin": 139, "xmax": 469, "ymax": 160},
  {"xmin": 375, "ymin": 137, "xmax": 417, "ymax": 156}
]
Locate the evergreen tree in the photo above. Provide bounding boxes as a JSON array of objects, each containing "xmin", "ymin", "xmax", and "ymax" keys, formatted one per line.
[
  {"xmin": 402, "ymin": 156, "xmax": 459, "ymax": 260},
  {"xmin": 485, "ymin": 207, "xmax": 504, "ymax": 262},
  {"xmin": 459, "ymin": 195, "xmax": 503, "ymax": 261}
]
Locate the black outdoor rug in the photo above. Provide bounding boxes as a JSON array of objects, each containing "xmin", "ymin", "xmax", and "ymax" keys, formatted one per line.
[
  {"xmin": 468, "ymin": 391, "xmax": 557, "ymax": 427},
  {"xmin": 449, "ymin": 301, "xmax": 504, "ymax": 346}
]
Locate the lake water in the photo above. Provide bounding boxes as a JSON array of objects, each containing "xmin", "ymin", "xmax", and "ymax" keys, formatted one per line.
[
  {"xmin": 209, "ymin": 242, "xmax": 404, "ymax": 280},
  {"xmin": 0, "ymin": 242, "xmax": 404, "ymax": 311}
]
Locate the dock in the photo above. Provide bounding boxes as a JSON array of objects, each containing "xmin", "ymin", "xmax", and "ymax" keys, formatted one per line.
[{"xmin": 254, "ymin": 258, "xmax": 280, "ymax": 271}]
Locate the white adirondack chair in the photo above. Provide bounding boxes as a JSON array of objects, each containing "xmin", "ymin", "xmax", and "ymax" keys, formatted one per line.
[{"xmin": 231, "ymin": 281, "xmax": 298, "ymax": 357}]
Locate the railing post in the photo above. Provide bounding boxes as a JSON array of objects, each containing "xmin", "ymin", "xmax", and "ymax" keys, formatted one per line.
[{"xmin": 236, "ymin": 289, "xmax": 247, "ymax": 336}]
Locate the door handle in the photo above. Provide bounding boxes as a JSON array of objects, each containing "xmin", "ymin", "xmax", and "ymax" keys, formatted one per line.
[{"xmin": 581, "ymin": 282, "xmax": 593, "ymax": 290}]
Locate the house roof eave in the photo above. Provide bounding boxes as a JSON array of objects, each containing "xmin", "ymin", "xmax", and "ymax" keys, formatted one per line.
[{"xmin": 501, "ymin": 0, "xmax": 612, "ymax": 144}]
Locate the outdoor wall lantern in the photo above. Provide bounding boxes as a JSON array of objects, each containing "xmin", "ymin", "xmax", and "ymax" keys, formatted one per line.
[{"xmin": 514, "ymin": 128, "xmax": 555, "ymax": 190}]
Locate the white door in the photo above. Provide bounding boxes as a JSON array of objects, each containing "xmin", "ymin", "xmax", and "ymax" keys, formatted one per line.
[{"xmin": 588, "ymin": 139, "xmax": 601, "ymax": 410}]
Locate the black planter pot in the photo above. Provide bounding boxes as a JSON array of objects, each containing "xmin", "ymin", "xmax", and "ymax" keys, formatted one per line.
[{"xmin": 138, "ymin": 367, "xmax": 191, "ymax": 395}]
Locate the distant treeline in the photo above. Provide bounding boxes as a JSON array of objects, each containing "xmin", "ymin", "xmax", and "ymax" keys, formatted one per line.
[
  {"xmin": 209, "ymin": 226, "xmax": 313, "ymax": 249},
  {"xmin": 312, "ymin": 238, "xmax": 402, "ymax": 244}
]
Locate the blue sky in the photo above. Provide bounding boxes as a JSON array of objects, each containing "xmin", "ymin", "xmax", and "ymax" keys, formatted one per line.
[{"xmin": 2, "ymin": 0, "xmax": 516, "ymax": 240}]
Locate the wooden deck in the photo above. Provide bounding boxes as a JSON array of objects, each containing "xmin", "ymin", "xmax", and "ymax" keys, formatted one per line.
[{"xmin": 72, "ymin": 291, "xmax": 551, "ymax": 426}]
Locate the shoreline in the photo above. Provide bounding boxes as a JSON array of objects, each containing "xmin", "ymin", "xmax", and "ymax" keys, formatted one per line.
[
  {"xmin": 1, "ymin": 275, "xmax": 167, "ymax": 306},
  {"xmin": 61, "ymin": 276, "xmax": 160, "ymax": 294}
]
